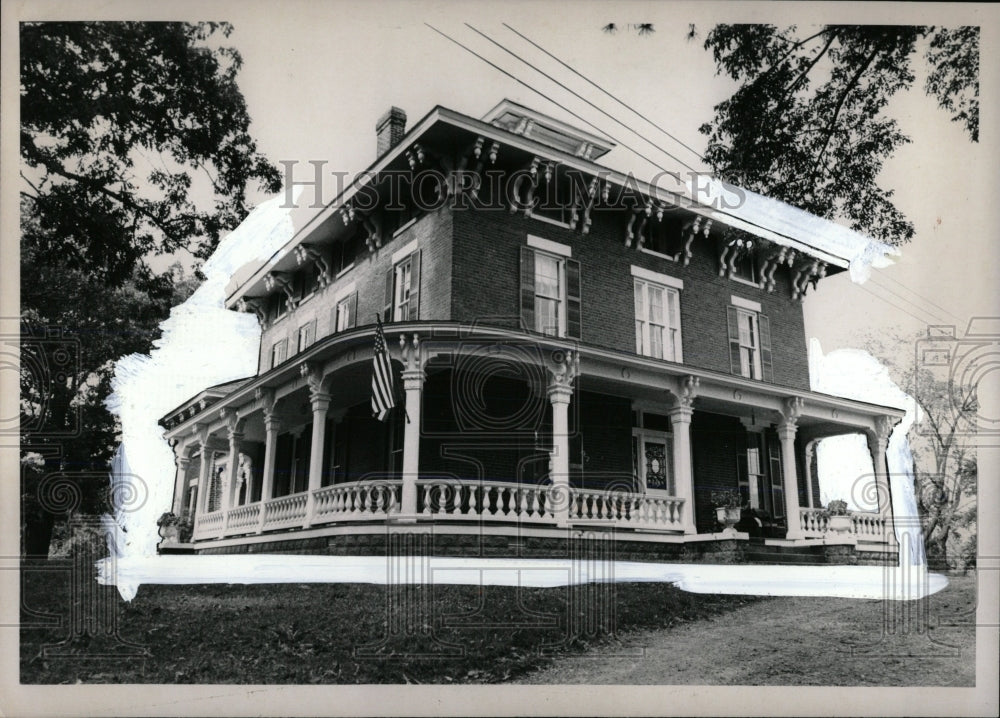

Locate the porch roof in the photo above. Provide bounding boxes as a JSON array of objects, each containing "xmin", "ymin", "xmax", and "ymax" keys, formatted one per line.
[{"xmin": 159, "ymin": 322, "xmax": 905, "ymax": 442}]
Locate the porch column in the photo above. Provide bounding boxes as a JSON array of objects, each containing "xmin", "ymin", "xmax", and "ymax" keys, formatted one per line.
[
  {"xmin": 546, "ymin": 351, "xmax": 579, "ymax": 528},
  {"xmin": 195, "ymin": 426, "xmax": 213, "ymax": 518},
  {"xmin": 668, "ymin": 376, "xmax": 699, "ymax": 534},
  {"xmin": 399, "ymin": 334, "xmax": 425, "ymax": 521},
  {"xmin": 779, "ymin": 397, "xmax": 804, "ymax": 540},
  {"xmin": 221, "ymin": 409, "xmax": 245, "ymax": 536},
  {"xmin": 171, "ymin": 445, "xmax": 191, "ymax": 515},
  {"xmin": 257, "ymin": 388, "xmax": 280, "ymax": 534},
  {"xmin": 867, "ymin": 416, "xmax": 898, "ymax": 549},
  {"xmin": 803, "ymin": 440, "xmax": 817, "ymax": 509},
  {"xmin": 302, "ymin": 365, "xmax": 331, "ymax": 528}
]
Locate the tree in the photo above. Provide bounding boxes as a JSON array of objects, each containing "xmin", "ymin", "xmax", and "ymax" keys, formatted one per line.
[
  {"xmin": 863, "ymin": 330, "xmax": 977, "ymax": 570},
  {"xmin": 691, "ymin": 25, "xmax": 979, "ymax": 247},
  {"xmin": 20, "ymin": 22, "xmax": 281, "ymax": 555}
]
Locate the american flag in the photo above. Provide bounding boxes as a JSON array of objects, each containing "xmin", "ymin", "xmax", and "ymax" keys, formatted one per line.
[{"xmin": 371, "ymin": 315, "xmax": 396, "ymax": 421}]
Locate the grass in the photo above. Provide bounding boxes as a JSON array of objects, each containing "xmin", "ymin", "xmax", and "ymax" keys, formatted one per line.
[{"xmin": 20, "ymin": 560, "xmax": 762, "ymax": 684}]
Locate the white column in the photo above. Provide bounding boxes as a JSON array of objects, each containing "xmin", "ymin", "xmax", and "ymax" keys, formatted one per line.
[
  {"xmin": 257, "ymin": 410, "xmax": 280, "ymax": 534},
  {"xmin": 546, "ymin": 351, "xmax": 579, "ymax": 528},
  {"xmin": 868, "ymin": 416, "xmax": 898, "ymax": 549},
  {"xmin": 804, "ymin": 439, "xmax": 817, "ymax": 509},
  {"xmin": 303, "ymin": 389, "xmax": 331, "ymax": 528},
  {"xmin": 171, "ymin": 449, "xmax": 190, "ymax": 515},
  {"xmin": 220, "ymin": 409, "xmax": 244, "ymax": 536},
  {"xmin": 779, "ymin": 397, "xmax": 804, "ymax": 540},
  {"xmin": 195, "ymin": 442, "xmax": 212, "ymax": 517},
  {"xmin": 398, "ymin": 334, "xmax": 424, "ymax": 521}
]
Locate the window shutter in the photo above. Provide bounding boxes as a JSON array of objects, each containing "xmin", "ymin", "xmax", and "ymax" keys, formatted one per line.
[
  {"xmin": 758, "ymin": 313, "xmax": 773, "ymax": 382},
  {"xmin": 768, "ymin": 437, "xmax": 784, "ymax": 518},
  {"xmin": 408, "ymin": 250, "xmax": 421, "ymax": 321},
  {"xmin": 726, "ymin": 306, "xmax": 741, "ymax": 375},
  {"xmin": 565, "ymin": 258, "xmax": 582, "ymax": 339},
  {"xmin": 383, "ymin": 267, "xmax": 394, "ymax": 323},
  {"xmin": 519, "ymin": 246, "xmax": 535, "ymax": 332},
  {"xmin": 347, "ymin": 291, "xmax": 358, "ymax": 329}
]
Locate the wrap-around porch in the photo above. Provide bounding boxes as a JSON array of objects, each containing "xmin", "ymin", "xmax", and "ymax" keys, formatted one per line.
[{"xmin": 165, "ymin": 323, "xmax": 901, "ymax": 557}]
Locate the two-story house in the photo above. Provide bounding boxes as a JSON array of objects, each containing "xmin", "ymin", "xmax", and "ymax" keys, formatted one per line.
[{"xmin": 158, "ymin": 100, "xmax": 903, "ymax": 565}]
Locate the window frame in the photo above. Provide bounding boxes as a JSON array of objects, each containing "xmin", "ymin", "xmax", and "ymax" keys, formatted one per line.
[
  {"xmin": 532, "ymin": 249, "xmax": 566, "ymax": 337},
  {"xmin": 270, "ymin": 338, "xmax": 288, "ymax": 369},
  {"xmin": 735, "ymin": 307, "xmax": 763, "ymax": 380},
  {"xmin": 633, "ymin": 278, "xmax": 683, "ymax": 363},
  {"xmin": 297, "ymin": 320, "xmax": 316, "ymax": 353}
]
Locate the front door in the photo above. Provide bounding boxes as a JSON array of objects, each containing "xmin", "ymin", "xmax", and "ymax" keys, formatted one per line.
[
  {"xmin": 635, "ymin": 431, "xmax": 673, "ymax": 495},
  {"xmin": 740, "ymin": 432, "xmax": 785, "ymax": 523}
]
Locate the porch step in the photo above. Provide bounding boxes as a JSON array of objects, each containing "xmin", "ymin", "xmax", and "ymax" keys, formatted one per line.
[{"xmin": 743, "ymin": 542, "xmax": 834, "ymax": 565}]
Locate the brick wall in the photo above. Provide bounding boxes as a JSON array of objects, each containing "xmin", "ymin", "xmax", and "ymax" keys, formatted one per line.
[
  {"xmin": 690, "ymin": 411, "xmax": 747, "ymax": 533},
  {"xmin": 256, "ymin": 209, "xmax": 453, "ymax": 372},
  {"xmin": 450, "ymin": 206, "xmax": 811, "ymax": 390}
]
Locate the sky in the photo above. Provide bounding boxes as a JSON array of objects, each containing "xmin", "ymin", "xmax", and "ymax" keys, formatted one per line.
[{"xmin": 192, "ymin": 1, "xmax": 996, "ymax": 359}]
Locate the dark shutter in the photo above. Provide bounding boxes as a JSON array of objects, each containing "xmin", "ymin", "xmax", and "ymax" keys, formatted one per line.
[
  {"xmin": 408, "ymin": 250, "xmax": 421, "ymax": 321},
  {"xmin": 383, "ymin": 267, "xmax": 394, "ymax": 323},
  {"xmin": 347, "ymin": 291, "xmax": 358, "ymax": 329},
  {"xmin": 726, "ymin": 306, "xmax": 741, "ymax": 375},
  {"xmin": 519, "ymin": 246, "xmax": 536, "ymax": 332},
  {"xmin": 565, "ymin": 257, "xmax": 581, "ymax": 339},
  {"xmin": 758, "ymin": 313, "xmax": 773, "ymax": 382},
  {"xmin": 768, "ymin": 436, "xmax": 784, "ymax": 519}
]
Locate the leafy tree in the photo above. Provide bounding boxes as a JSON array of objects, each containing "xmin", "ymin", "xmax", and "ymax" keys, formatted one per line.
[
  {"xmin": 863, "ymin": 330, "xmax": 977, "ymax": 570},
  {"xmin": 20, "ymin": 22, "xmax": 281, "ymax": 555},
  {"xmin": 691, "ymin": 25, "xmax": 979, "ymax": 247}
]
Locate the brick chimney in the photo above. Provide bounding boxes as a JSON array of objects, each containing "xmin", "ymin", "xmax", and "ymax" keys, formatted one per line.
[{"xmin": 376, "ymin": 107, "xmax": 407, "ymax": 157}]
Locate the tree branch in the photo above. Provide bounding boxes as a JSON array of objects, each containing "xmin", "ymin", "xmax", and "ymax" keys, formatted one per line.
[{"xmin": 812, "ymin": 45, "xmax": 882, "ymax": 174}]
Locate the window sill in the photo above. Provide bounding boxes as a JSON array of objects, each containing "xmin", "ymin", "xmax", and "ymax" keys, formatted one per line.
[
  {"xmin": 529, "ymin": 213, "xmax": 571, "ymax": 229},
  {"xmin": 335, "ymin": 263, "xmax": 355, "ymax": 281},
  {"xmin": 730, "ymin": 277, "xmax": 761, "ymax": 288},
  {"xmin": 639, "ymin": 248, "xmax": 679, "ymax": 262},
  {"xmin": 393, "ymin": 217, "xmax": 418, "ymax": 238}
]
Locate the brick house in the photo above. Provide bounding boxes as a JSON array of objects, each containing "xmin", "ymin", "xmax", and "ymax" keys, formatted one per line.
[{"xmin": 159, "ymin": 100, "xmax": 902, "ymax": 563}]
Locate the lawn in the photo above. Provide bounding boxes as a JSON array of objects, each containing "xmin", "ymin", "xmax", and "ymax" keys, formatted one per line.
[{"xmin": 19, "ymin": 560, "xmax": 761, "ymax": 684}]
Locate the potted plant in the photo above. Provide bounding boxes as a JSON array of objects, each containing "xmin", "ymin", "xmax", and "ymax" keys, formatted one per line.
[
  {"xmin": 711, "ymin": 489, "xmax": 744, "ymax": 534},
  {"xmin": 177, "ymin": 514, "xmax": 194, "ymax": 543},
  {"xmin": 156, "ymin": 511, "xmax": 181, "ymax": 543},
  {"xmin": 825, "ymin": 499, "xmax": 852, "ymax": 534}
]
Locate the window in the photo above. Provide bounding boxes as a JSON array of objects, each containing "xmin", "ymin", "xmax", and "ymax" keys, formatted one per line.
[
  {"xmin": 333, "ymin": 230, "xmax": 362, "ymax": 277},
  {"xmin": 634, "ymin": 279, "xmax": 682, "ymax": 361},
  {"xmin": 641, "ymin": 213, "xmax": 686, "ymax": 259},
  {"xmin": 520, "ymin": 239, "xmax": 581, "ymax": 339},
  {"xmin": 297, "ymin": 320, "xmax": 316, "ymax": 352},
  {"xmin": 631, "ymin": 411, "xmax": 674, "ymax": 495},
  {"xmin": 270, "ymin": 338, "xmax": 287, "ymax": 369},
  {"xmin": 384, "ymin": 247, "xmax": 420, "ymax": 323},
  {"xmin": 269, "ymin": 292, "xmax": 288, "ymax": 323},
  {"xmin": 732, "ymin": 252, "xmax": 758, "ymax": 284},
  {"xmin": 727, "ymin": 300, "xmax": 772, "ymax": 381},
  {"xmin": 335, "ymin": 292, "xmax": 357, "ymax": 332}
]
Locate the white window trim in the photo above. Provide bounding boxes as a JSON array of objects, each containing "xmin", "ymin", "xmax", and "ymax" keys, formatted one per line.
[
  {"xmin": 631, "ymin": 265, "xmax": 684, "ymax": 290},
  {"xmin": 634, "ymin": 278, "xmax": 683, "ymax": 363},
  {"xmin": 527, "ymin": 234, "xmax": 572, "ymax": 257},
  {"xmin": 393, "ymin": 217, "xmax": 418, "ymax": 238},
  {"xmin": 735, "ymin": 308, "xmax": 764, "ymax": 380},
  {"xmin": 730, "ymin": 295, "xmax": 762, "ymax": 312},
  {"xmin": 332, "ymin": 281, "xmax": 357, "ymax": 303},
  {"xmin": 335, "ymin": 295, "xmax": 353, "ymax": 332},
  {"xmin": 335, "ymin": 262, "xmax": 355, "ymax": 280},
  {"xmin": 639, "ymin": 247, "xmax": 679, "ymax": 262},
  {"xmin": 530, "ymin": 213, "xmax": 572, "ymax": 230},
  {"xmin": 731, "ymin": 275, "xmax": 761, "ymax": 288},
  {"xmin": 391, "ymin": 237, "xmax": 419, "ymax": 265},
  {"xmin": 533, "ymin": 249, "xmax": 567, "ymax": 337}
]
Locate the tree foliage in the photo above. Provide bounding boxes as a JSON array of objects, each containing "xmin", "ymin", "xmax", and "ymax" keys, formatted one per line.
[
  {"xmin": 19, "ymin": 22, "xmax": 281, "ymax": 555},
  {"xmin": 863, "ymin": 330, "xmax": 978, "ymax": 569},
  {"xmin": 692, "ymin": 25, "xmax": 979, "ymax": 247}
]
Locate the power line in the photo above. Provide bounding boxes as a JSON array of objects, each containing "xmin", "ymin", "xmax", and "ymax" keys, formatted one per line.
[
  {"xmin": 424, "ymin": 24, "xmax": 687, "ymax": 180},
  {"xmin": 464, "ymin": 23, "xmax": 700, "ymax": 173},
  {"xmin": 872, "ymin": 269, "xmax": 963, "ymax": 322},
  {"xmin": 503, "ymin": 23, "xmax": 706, "ymax": 165}
]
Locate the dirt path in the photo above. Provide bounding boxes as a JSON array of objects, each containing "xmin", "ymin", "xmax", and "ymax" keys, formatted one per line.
[{"xmin": 517, "ymin": 575, "xmax": 976, "ymax": 686}]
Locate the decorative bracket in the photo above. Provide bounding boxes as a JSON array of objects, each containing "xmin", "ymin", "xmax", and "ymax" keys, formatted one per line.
[
  {"xmin": 791, "ymin": 258, "xmax": 826, "ymax": 301},
  {"xmin": 674, "ymin": 375, "xmax": 700, "ymax": 410},
  {"xmin": 758, "ymin": 246, "xmax": 789, "ymax": 293},
  {"xmin": 354, "ymin": 208, "xmax": 383, "ymax": 252},
  {"xmin": 293, "ymin": 244, "xmax": 332, "ymax": 287},
  {"xmin": 237, "ymin": 297, "xmax": 267, "ymax": 326},
  {"xmin": 399, "ymin": 333, "xmax": 423, "ymax": 374},
  {"xmin": 300, "ymin": 362, "xmax": 330, "ymax": 402},
  {"xmin": 220, "ymin": 407, "xmax": 245, "ymax": 440},
  {"xmin": 264, "ymin": 271, "xmax": 298, "ymax": 309},
  {"xmin": 569, "ymin": 176, "xmax": 600, "ymax": 234},
  {"xmin": 780, "ymin": 396, "xmax": 804, "ymax": 429},
  {"xmin": 546, "ymin": 349, "xmax": 580, "ymax": 393},
  {"xmin": 719, "ymin": 232, "xmax": 756, "ymax": 278},
  {"xmin": 680, "ymin": 217, "xmax": 711, "ymax": 266}
]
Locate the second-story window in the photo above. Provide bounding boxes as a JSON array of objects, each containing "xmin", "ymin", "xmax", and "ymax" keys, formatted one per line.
[
  {"xmin": 270, "ymin": 338, "xmax": 287, "ymax": 369},
  {"xmin": 383, "ymin": 243, "xmax": 421, "ymax": 323},
  {"xmin": 334, "ymin": 292, "xmax": 357, "ymax": 332},
  {"xmin": 727, "ymin": 299, "xmax": 772, "ymax": 381},
  {"xmin": 634, "ymin": 279, "xmax": 682, "ymax": 362},
  {"xmin": 297, "ymin": 320, "xmax": 316, "ymax": 353},
  {"xmin": 520, "ymin": 237, "xmax": 581, "ymax": 339}
]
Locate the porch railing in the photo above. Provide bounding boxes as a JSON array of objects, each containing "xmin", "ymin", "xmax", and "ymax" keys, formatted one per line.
[
  {"xmin": 799, "ymin": 508, "xmax": 888, "ymax": 541},
  {"xmin": 312, "ymin": 480, "xmax": 401, "ymax": 522}
]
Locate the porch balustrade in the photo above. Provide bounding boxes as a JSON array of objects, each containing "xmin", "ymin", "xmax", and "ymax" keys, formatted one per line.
[
  {"xmin": 799, "ymin": 507, "xmax": 888, "ymax": 541},
  {"xmin": 189, "ymin": 481, "xmax": 891, "ymax": 545}
]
